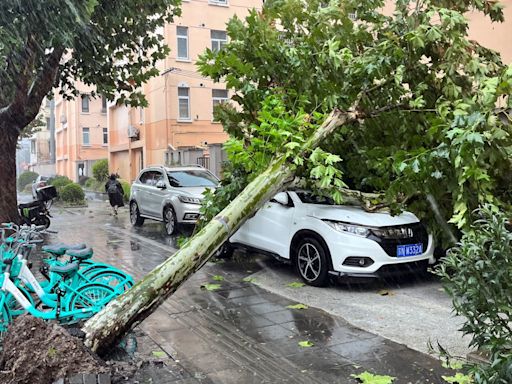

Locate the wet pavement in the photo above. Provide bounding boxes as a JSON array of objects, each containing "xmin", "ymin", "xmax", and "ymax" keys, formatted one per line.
[{"xmin": 42, "ymin": 200, "xmax": 454, "ymax": 383}]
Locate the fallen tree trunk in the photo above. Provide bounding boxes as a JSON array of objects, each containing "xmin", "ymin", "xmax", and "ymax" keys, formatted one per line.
[{"xmin": 83, "ymin": 109, "xmax": 351, "ymax": 353}]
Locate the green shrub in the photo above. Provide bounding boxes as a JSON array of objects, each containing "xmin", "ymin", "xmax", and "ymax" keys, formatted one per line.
[
  {"xmin": 49, "ymin": 175, "xmax": 72, "ymax": 189},
  {"xmin": 23, "ymin": 184, "xmax": 32, "ymax": 193},
  {"xmin": 84, "ymin": 178, "xmax": 95, "ymax": 189},
  {"xmin": 60, "ymin": 183, "xmax": 85, "ymax": 204},
  {"xmin": 92, "ymin": 159, "xmax": 109, "ymax": 182},
  {"xmin": 119, "ymin": 180, "xmax": 131, "ymax": 202},
  {"xmin": 17, "ymin": 171, "xmax": 39, "ymax": 191},
  {"xmin": 436, "ymin": 205, "xmax": 512, "ymax": 383}
]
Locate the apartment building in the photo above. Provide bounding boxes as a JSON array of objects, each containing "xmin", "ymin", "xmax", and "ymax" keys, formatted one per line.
[
  {"xmin": 28, "ymin": 100, "xmax": 56, "ymax": 176},
  {"xmin": 55, "ymin": 84, "xmax": 108, "ymax": 181},
  {"xmin": 109, "ymin": 0, "xmax": 262, "ymax": 181}
]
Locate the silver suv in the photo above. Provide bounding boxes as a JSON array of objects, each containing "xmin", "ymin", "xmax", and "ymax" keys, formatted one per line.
[{"xmin": 129, "ymin": 165, "xmax": 219, "ymax": 235}]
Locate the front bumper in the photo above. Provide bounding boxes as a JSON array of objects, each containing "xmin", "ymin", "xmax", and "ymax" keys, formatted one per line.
[
  {"xmin": 174, "ymin": 202, "xmax": 201, "ymax": 224},
  {"xmin": 324, "ymin": 227, "xmax": 435, "ymax": 277}
]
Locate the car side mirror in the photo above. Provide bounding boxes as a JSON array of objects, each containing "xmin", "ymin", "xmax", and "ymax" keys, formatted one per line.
[
  {"xmin": 270, "ymin": 192, "xmax": 289, "ymax": 206},
  {"xmin": 156, "ymin": 180, "xmax": 166, "ymax": 189}
]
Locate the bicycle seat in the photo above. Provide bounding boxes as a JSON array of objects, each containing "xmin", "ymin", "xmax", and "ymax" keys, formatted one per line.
[
  {"xmin": 49, "ymin": 262, "xmax": 79, "ymax": 276},
  {"xmin": 42, "ymin": 243, "xmax": 87, "ymax": 256},
  {"xmin": 65, "ymin": 247, "xmax": 94, "ymax": 260}
]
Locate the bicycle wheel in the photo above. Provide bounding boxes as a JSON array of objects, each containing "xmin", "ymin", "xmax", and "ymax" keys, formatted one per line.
[
  {"xmin": 66, "ymin": 283, "xmax": 115, "ymax": 315},
  {"xmin": 87, "ymin": 270, "xmax": 134, "ymax": 293}
]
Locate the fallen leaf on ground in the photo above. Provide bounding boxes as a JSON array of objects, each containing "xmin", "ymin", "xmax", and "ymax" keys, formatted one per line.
[
  {"xmin": 287, "ymin": 282, "xmax": 305, "ymax": 288},
  {"xmin": 242, "ymin": 277, "xmax": 255, "ymax": 283},
  {"xmin": 200, "ymin": 283, "xmax": 222, "ymax": 291},
  {"xmin": 442, "ymin": 373, "xmax": 473, "ymax": 384},
  {"xmin": 351, "ymin": 371, "xmax": 395, "ymax": 384},
  {"xmin": 287, "ymin": 303, "xmax": 309, "ymax": 310},
  {"xmin": 152, "ymin": 351, "xmax": 166, "ymax": 358},
  {"xmin": 212, "ymin": 275, "xmax": 224, "ymax": 281},
  {"xmin": 441, "ymin": 360, "xmax": 464, "ymax": 370},
  {"xmin": 298, "ymin": 340, "xmax": 314, "ymax": 348}
]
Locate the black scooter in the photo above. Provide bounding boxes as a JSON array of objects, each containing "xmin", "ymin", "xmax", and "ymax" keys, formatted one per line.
[{"xmin": 18, "ymin": 185, "xmax": 57, "ymax": 228}]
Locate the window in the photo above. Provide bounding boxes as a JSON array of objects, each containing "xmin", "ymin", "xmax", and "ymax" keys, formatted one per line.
[
  {"xmin": 81, "ymin": 95, "xmax": 90, "ymax": 113},
  {"xmin": 101, "ymin": 96, "xmax": 107, "ymax": 113},
  {"xmin": 178, "ymin": 87, "xmax": 190, "ymax": 120},
  {"xmin": 167, "ymin": 170, "xmax": 219, "ymax": 188},
  {"xmin": 209, "ymin": 0, "xmax": 228, "ymax": 5},
  {"xmin": 30, "ymin": 140, "xmax": 36, "ymax": 154},
  {"xmin": 211, "ymin": 30, "xmax": 227, "ymax": 52},
  {"xmin": 139, "ymin": 171, "xmax": 163, "ymax": 186},
  {"xmin": 176, "ymin": 26, "xmax": 188, "ymax": 59},
  {"xmin": 212, "ymin": 89, "xmax": 228, "ymax": 121},
  {"xmin": 103, "ymin": 127, "xmax": 108, "ymax": 145},
  {"xmin": 82, "ymin": 127, "xmax": 90, "ymax": 146}
]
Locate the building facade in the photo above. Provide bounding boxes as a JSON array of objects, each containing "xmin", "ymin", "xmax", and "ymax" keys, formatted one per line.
[
  {"xmin": 55, "ymin": 84, "xmax": 109, "ymax": 181},
  {"xmin": 109, "ymin": 0, "xmax": 262, "ymax": 181},
  {"xmin": 28, "ymin": 100, "xmax": 56, "ymax": 176}
]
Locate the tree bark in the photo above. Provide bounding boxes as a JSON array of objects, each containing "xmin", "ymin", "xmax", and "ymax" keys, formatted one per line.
[
  {"xmin": 0, "ymin": 124, "xmax": 22, "ymax": 223},
  {"xmin": 83, "ymin": 109, "xmax": 351, "ymax": 354}
]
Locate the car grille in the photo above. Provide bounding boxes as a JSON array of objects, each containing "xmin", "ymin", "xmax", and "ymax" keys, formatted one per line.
[{"xmin": 369, "ymin": 223, "xmax": 429, "ymax": 257}]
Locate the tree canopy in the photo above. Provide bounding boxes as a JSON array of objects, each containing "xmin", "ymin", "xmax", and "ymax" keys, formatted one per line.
[
  {"xmin": 198, "ymin": 0, "xmax": 512, "ymax": 246},
  {"xmin": 0, "ymin": 0, "xmax": 181, "ymax": 131}
]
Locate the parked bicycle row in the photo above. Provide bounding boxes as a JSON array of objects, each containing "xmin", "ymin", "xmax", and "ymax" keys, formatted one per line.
[{"xmin": 0, "ymin": 223, "xmax": 134, "ymax": 336}]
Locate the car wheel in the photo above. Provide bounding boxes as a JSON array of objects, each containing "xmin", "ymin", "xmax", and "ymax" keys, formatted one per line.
[
  {"xmin": 164, "ymin": 206, "xmax": 177, "ymax": 236},
  {"xmin": 294, "ymin": 237, "xmax": 330, "ymax": 287},
  {"xmin": 130, "ymin": 202, "xmax": 144, "ymax": 226}
]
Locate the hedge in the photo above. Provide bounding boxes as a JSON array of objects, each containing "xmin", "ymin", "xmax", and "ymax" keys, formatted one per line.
[
  {"xmin": 17, "ymin": 171, "xmax": 39, "ymax": 191},
  {"xmin": 60, "ymin": 183, "xmax": 85, "ymax": 204}
]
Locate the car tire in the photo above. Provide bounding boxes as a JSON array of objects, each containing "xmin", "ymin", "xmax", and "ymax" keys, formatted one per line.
[
  {"xmin": 164, "ymin": 206, "xmax": 177, "ymax": 236},
  {"xmin": 293, "ymin": 236, "xmax": 330, "ymax": 287},
  {"xmin": 130, "ymin": 202, "xmax": 144, "ymax": 226}
]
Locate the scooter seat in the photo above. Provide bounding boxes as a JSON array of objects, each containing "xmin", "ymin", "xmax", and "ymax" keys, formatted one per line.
[
  {"xmin": 49, "ymin": 262, "xmax": 79, "ymax": 276},
  {"xmin": 18, "ymin": 201, "xmax": 41, "ymax": 209},
  {"xmin": 65, "ymin": 247, "xmax": 94, "ymax": 260},
  {"xmin": 43, "ymin": 243, "xmax": 87, "ymax": 256}
]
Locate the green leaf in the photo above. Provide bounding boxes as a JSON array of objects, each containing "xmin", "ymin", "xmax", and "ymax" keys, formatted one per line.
[
  {"xmin": 152, "ymin": 351, "xmax": 167, "ymax": 358},
  {"xmin": 351, "ymin": 371, "xmax": 395, "ymax": 384},
  {"xmin": 242, "ymin": 277, "xmax": 255, "ymax": 283},
  {"xmin": 441, "ymin": 372, "xmax": 473, "ymax": 384},
  {"xmin": 286, "ymin": 282, "xmax": 305, "ymax": 288},
  {"xmin": 212, "ymin": 275, "xmax": 225, "ymax": 281},
  {"xmin": 286, "ymin": 303, "xmax": 309, "ymax": 310},
  {"xmin": 298, "ymin": 340, "xmax": 314, "ymax": 347},
  {"xmin": 201, "ymin": 283, "xmax": 222, "ymax": 291}
]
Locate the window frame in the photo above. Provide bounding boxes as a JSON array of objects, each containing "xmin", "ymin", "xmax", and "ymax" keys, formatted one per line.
[
  {"xmin": 81, "ymin": 95, "xmax": 90, "ymax": 113},
  {"xmin": 177, "ymin": 87, "xmax": 191, "ymax": 121},
  {"xmin": 176, "ymin": 26, "xmax": 189, "ymax": 60},
  {"xmin": 102, "ymin": 127, "xmax": 108, "ymax": 145},
  {"xmin": 101, "ymin": 95, "xmax": 107, "ymax": 113},
  {"xmin": 82, "ymin": 127, "xmax": 90, "ymax": 146},
  {"xmin": 212, "ymin": 89, "xmax": 228, "ymax": 122},
  {"xmin": 210, "ymin": 30, "xmax": 227, "ymax": 52}
]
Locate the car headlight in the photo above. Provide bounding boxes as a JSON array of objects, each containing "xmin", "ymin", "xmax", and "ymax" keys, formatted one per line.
[
  {"xmin": 178, "ymin": 196, "xmax": 202, "ymax": 205},
  {"xmin": 323, "ymin": 220, "xmax": 370, "ymax": 237}
]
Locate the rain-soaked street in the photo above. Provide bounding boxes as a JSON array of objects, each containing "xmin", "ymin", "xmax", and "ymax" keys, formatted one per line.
[{"xmin": 42, "ymin": 198, "xmax": 460, "ymax": 383}]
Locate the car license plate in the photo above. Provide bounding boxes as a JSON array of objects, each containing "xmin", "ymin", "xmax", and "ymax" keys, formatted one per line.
[{"xmin": 397, "ymin": 243, "xmax": 423, "ymax": 257}]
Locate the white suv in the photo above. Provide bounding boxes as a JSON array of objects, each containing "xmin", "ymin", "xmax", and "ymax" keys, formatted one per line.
[
  {"xmin": 227, "ymin": 191, "xmax": 435, "ymax": 286},
  {"xmin": 129, "ymin": 165, "xmax": 219, "ymax": 235}
]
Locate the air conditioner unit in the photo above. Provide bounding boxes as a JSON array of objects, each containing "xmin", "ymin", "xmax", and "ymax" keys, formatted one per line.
[
  {"xmin": 127, "ymin": 125, "xmax": 140, "ymax": 139},
  {"xmin": 60, "ymin": 115, "xmax": 67, "ymax": 124}
]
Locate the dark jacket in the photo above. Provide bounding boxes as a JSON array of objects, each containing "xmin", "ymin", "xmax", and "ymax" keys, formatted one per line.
[{"xmin": 105, "ymin": 179, "xmax": 124, "ymax": 207}]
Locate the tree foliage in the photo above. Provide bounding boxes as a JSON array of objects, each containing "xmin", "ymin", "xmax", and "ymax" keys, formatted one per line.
[
  {"xmin": 0, "ymin": 0, "xmax": 181, "ymax": 131},
  {"xmin": 92, "ymin": 159, "xmax": 109, "ymax": 183},
  {"xmin": 198, "ymin": 0, "xmax": 512, "ymax": 246}
]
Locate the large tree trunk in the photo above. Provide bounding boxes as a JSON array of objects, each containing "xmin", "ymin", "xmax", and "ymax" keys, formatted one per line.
[
  {"xmin": 0, "ymin": 125, "xmax": 21, "ymax": 223},
  {"xmin": 83, "ymin": 110, "xmax": 350, "ymax": 354}
]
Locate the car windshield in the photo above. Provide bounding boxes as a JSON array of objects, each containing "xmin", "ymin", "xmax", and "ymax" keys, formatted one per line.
[
  {"xmin": 167, "ymin": 170, "xmax": 218, "ymax": 188},
  {"xmin": 296, "ymin": 192, "xmax": 336, "ymax": 205}
]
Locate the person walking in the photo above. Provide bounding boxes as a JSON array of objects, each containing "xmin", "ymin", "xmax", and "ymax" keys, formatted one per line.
[{"xmin": 105, "ymin": 174, "xmax": 124, "ymax": 215}]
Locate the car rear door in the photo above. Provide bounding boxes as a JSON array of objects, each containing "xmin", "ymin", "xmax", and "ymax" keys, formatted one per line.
[
  {"xmin": 145, "ymin": 170, "xmax": 168, "ymax": 218},
  {"xmin": 231, "ymin": 192, "xmax": 295, "ymax": 258},
  {"xmin": 133, "ymin": 171, "xmax": 153, "ymax": 216}
]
